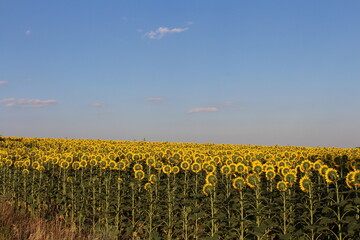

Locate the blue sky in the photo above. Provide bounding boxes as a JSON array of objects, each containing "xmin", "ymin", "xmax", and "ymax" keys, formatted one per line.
[{"xmin": 1, "ymin": 1, "xmax": 359, "ymax": 148}]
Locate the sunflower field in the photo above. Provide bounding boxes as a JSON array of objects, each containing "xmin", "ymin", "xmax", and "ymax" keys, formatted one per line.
[{"xmin": 0, "ymin": 137, "xmax": 360, "ymax": 239}]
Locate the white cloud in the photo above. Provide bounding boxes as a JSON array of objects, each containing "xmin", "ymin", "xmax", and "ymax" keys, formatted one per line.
[
  {"xmin": 0, "ymin": 98, "xmax": 57, "ymax": 108},
  {"xmin": 25, "ymin": 30, "xmax": 32, "ymax": 36},
  {"xmin": 0, "ymin": 81, "xmax": 8, "ymax": 85},
  {"xmin": 145, "ymin": 27, "xmax": 189, "ymax": 39},
  {"xmin": 145, "ymin": 97, "xmax": 164, "ymax": 102},
  {"xmin": 225, "ymin": 101, "xmax": 236, "ymax": 106},
  {"xmin": 188, "ymin": 107, "xmax": 218, "ymax": 114},
  {"xmin": 91, "ymin": 103, "xmax": 104, "ymax": 107}
]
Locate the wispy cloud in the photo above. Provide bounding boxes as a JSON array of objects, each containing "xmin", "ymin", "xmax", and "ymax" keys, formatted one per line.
[
  {"xmin": 224, "ymin": 101, "xmax": 236, "ymax": 106},
  {"xmin": 25, "ymin": 30, "xmax": 32, "ymax": 36},
  {"xmin": 0, "ymin": 98, "xmax": 57, "ymax": 108},
  {"xmin": 187, "ymin": 107, "xmax": 218, "ymax": 114},
  {"xmin": 145, "ymin": 97, "xmax": 164, "ymax": 102},
  {"xmin": 145, "ymin": 27, "xmax": 189, "ymax": 39},
  {"xmin": 91, "ymin": 103, "xmax": 105, "ymax": 108},
  {"xmin": 0, "ymin": 81, "xmax": 8, "ymax": 85}
]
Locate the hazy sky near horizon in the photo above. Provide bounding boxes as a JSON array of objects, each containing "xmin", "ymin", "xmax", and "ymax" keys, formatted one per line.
[{"xmin": 1, "ymin": 1, "xmax": 360, "ymax": 148}]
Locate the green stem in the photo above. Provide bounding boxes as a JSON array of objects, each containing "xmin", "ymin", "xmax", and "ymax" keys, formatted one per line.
[
  {"xmin": 239, "ymin": 190, "xmax": 245, "ymax": 240},
  {"xmin": 282, "ymin": 191, "xmax": 287, "ymax": 235},
  {"xmin": 309, "ymin": 186, "xmax": 314, "ymax": 240},
  {"xmin": 167, "ymin": 174, "xmax": 172, "ymax": 240},
  {"xmin": 335, "ymin": 182, "xmax": 342, "ymax": 240}
]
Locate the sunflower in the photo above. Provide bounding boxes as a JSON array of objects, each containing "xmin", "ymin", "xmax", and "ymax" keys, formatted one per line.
[
  {"xmin": 277, "ymin": 181, "xmax": 288, "ymax": 192},
  {"xmin": 144, "ymin": 182, "xmax": 152, "ymax": 191},
  {"xmin": 89, "ymin": 159, "xmax": 98, "ymax": 167},
  {"xmin": 80, "ymin": 160, "xmax": 88, "ymax": 168},
  {"xmin": 180, "ymin": 161, "xmax": 190, "ymax": 171},
  {"xmin": 149, "ymin": 174, "xmax": 158, "ymax": 184},
  {"xmin": 14, "ymin": 161, "xmax": 23, "ymax": 168},
  {"xmin": 229, "ymin": 163, "xmax": 237, "ymax": 173},
  {"xmin": 109, "ymin": 160, "xmax": 117, "ymax": 169},
  {"xmin": 299, "ymin": 176, "xmax": 312, "ymax": 192},
  {"xmin": 202, "ymin": 183, "xmax": 214, "ymax": 196},
  {"xmin": 117, "ymin": 161, "xmax": 126, "ymax": 170},
  {"xmin": 31, "ymin": 161, "xmax": 41, "ymax": 170},
  {"xmin": 312, "ymin": 160, "xmax": 323, "ymax": 171},
  {"xmin": 221, "ymin": 165, "xmax": 231, "ymax": 175},
  {"xmin": 236, "ymin": 163, "xmax": 247, "ymax": 174},
  {"xmin": 191, "ymin": 162, "xmax": 202, "ymax": 173},
  {"xmin": 154, "ymin": 161, "xmax": 163, "ymax": 171},
  {"xmin": 265, "ymin": 170, "xmax": 276, "ymax": 181},
  {"xmin": 72, "ymin": 161, "xmax": 81, "ymax": 170},
  {"xmin": 300, "ymin": 160, "xmax": 312, "ymax": 173},
  {"xmin": 146, "ymin": 158, "xmax": 155, "ymax": 167},
  {"xmin": 324, "ymin": 168, "xmax": 339, "ymax": 183},
  {"xmin": 253, "ymin": 164, "xmax": 263, "ymax": 174},
  {"xmin": 134, "ymin": 170, "xmax": 145, "ymax": 180},
  {"xmin": 60, "ymin": 160, "xmax": 70, "ymax": 169},
  {"xmin": 23, "ymin": 160, "xmax": 31, "ymax": 167},
  {"xmin": 162, "ymin": 165, "xmax": 172, "ymax": 175},
  {"xmin": 172, "ymin": 166, "xmax": 180, "ymax": 174},
  {"xmin": 5, "ymin": 159, "xmax": 13, "ymax": 167},
  {"xmin": 133, "ymin": 163, "xmax": 143, "ymax": 172},
  {"xmin": 22, "ymin": 169, "xmax": 30, "ymax": 175},
  {"xmin": 99, "ymin": 159, "xmax": 108, "ymax": 169},
  {"xmin": 246, "ymin": 174, "xmax": 260, "ymax": 188},
  {"xmin": 206, "ymin": 173, "xmax": 217, "ymax": 185},
  {"xmin": 205, "ymin": 164, "xmax": 215, "ymax": 173},
  {"xmin": 232, "ymin": 177, "xmax": 246, "ymax": 190},
  {"xmin": 284, "ymin": 172, "xmax": 296, "ymax": 185},
  {"xmin": 319, "ymin": 165, "xmax": 329, "ymax": 177},
  {"xmin": 345, "ymin": 171, "xmax": 355, "ymax": 189}
]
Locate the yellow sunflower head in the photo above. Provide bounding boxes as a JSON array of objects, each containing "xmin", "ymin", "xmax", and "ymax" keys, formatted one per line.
[
  {"xmin": 345, "ymin": 171, "xmax": 355, "ymax": 189},
  {"xmin": 277, "ymin": 181, "xmax": 288, "ymax": 192},
  {"xmin": 220, "ymin": 165, "xmax": 231, "ymax": 175},
  {"xmin": 205, "ymin": 173, "xmax": 217, "ymax": 185},
  {"xmin": 89, "ymin": 159, "xmax": 98, "ymax": 167},
  {"xmin": 79, "ymin": 160, "xmax": 88, "ymax": 168},
  {"xmin": 117, "ymin": 160, "xmax": 126, "ymax": 170},
  {"xmin": 232, "ymin": 177, "xmax": 246, "ymax": 190},
  {"xmin": 319, "ymin": 165, "xmax": 329, "ymax": 177},
  {"xmin": 191, "ymin": 162, "xmax": 202, "ymax": 173},
  {"xmin": 146, "ymin": 158, "xmax": 155, "ymax": 167},
  {"xmin": 246, "ymin": 174, "xmax": 260, "ymax": 188},
  {"xmin": 300, "ymin": 160, "xmax": 312, "ymax": 173},
  {"xmin": 22, "ymin": 168, "xmax": 30, "ymax": 175},
  {"xmin": 133, "ymin": 163, "xmax": 143, "ymax": 172},
  {"xmin": 313, "ymin": 160, "xmax": 324, "ymax": 171},
  {"xmin": 236, "ymin": 163, "xmax": 248, "ymax": 174},
  {"xmin": 149, "ymin": 174, "xmax": 158, "ymax": 184},
  {"xmin": 284, "ymin": 172, "xmax": 297, "ymax": 185},
  {"xmin": 324, "ymin": 168, "xmax": 339, "ymax": 184},
  {"xmin": 253, "ymin": 164, "xmax": 263, "ymax": 174},
  {"xmin": 299, "ymin": 176, "xmax": 312, "ymax": 192},
  {"xmin": 72, "ymin": 161, "xmax": 81, "ymax": 170},
  {"xmin": 162, "ymin": 164, "xmax": 172, "ymax": 175},
  {"xmin": 265, "ymin": 170, "xmax": 276, "ymax": 181},
  {"xmin": 202, "ymin": 183, "xmax": 214, "ymax": 196},
  {"xmin": 134, "ymin": 170, "xmax": 145, "ymax": 180},
  {"xmin": 180, "ymin": 161, "xmax": 190, "ymax": 171},
  {"xmin": 144, "ymin": 182, "xmax": 153, "ymax": 191},
  {"xmin": 154, "ymin": 161, "xmax": 163, "ymax": 170},
  {"xmin": 172, "ymin": 166, "xmax": 180, "ymax": 174}
]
